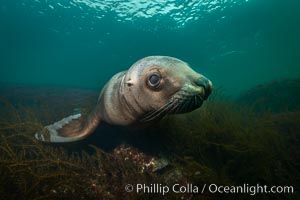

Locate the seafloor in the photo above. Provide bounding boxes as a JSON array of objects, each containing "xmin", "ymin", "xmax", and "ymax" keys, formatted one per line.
[{"xmin": 0, "ymin": 79, "xmax": 299, "ymax": 200}]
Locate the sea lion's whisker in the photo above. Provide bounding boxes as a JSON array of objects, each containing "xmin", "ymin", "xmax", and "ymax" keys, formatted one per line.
[
  {"xmin": 175, "ymin": 106, "xmax": 181, "ymax": 113},
  {"xmin": 141, "ymin": 103, "xmax": 174, "ymax": 122},
  {"xmin": 140, "ymin": 100, "xmax": 175, "ymax": 122},
  {"xmin": 188, "ymin": 98, "xmax": 193, "ymax": 109},
  {"xmin": 168, "ymin": 102, "xmax": 179, "ymax": 114},
  {"xmin": 194, "ymin": 96, "xmax": 198, "ymax": 107},
  {"xmin": 183, "ymin": 98, "xmax": 190, "ymax": 110},
  {"xmin": 168, "ymin": 88, "xmax": 206, "ymax": 114},
  {"xmin": 35, "ymin": 56, "xmax": 212, "ymax": 143}
]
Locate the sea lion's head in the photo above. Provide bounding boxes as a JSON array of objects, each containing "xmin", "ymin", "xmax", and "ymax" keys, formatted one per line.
[{"xmin": 123, "ymin": 56, "xmax": 212, "ymax": 122}]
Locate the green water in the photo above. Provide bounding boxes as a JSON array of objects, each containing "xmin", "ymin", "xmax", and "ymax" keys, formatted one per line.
[
  {"xmin": 0, "ymin": 1, "xmax": 300, "ymax": 199},
  {"xmin": 0, "ymin": 0, "xmax": 299, "ymax": 96}
]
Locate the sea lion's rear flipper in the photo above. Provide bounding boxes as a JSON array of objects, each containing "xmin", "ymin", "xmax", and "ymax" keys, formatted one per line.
[{"xmin": 35, "ymin": 111, "xmax": 100, "ymax": 143}]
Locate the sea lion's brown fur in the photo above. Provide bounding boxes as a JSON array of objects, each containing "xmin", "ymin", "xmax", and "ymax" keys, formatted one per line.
[{"xmin": 35, "ymin": 56, "xmax": 212, "ymax": 143}]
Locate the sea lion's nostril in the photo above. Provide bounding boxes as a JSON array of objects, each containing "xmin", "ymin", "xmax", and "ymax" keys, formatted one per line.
[
  {"xmin": 195, "ymin": 77, "xmax": 212, "ymax": 98},
  {"xmin": 195, "ymin": 77, "xmax": 209, "ymax": 89}
]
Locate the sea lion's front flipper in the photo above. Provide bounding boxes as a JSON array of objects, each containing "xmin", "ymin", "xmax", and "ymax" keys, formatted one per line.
[{"xmin": 35, "ymin": 110, "xmax": 100, "ymax": 143}]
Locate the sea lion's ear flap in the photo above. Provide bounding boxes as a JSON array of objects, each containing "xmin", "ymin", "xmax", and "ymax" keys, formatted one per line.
[{"xmin": 126, "ymin": 79, "xmax": 133, "ymax": 87}]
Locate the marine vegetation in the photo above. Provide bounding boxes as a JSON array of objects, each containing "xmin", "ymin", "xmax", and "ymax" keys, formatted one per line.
[
  {"xmin": 0, "ymin": 83, "xmax": 299, "ymax": 200},
  {"xmin": 237, "ymin": 78, "xmax": 300, "ymax": 113}
]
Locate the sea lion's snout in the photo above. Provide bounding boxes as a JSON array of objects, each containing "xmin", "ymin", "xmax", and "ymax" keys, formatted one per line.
[
  {"xmin": 126, "ymin": 56, "xmax": 214, "ymax": 123},
  {"xmin": 195, "ymin": 76, "xmax": 212, "ymax": 100}
]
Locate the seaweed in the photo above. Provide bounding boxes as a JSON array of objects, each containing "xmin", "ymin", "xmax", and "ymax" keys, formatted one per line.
[
  {"xmin": 237, "ymin": 78, "xmax": 300, "ymax": 113},
  {"xmin": 0, "ymin": 84, "xmax": 299, "ymax": 199},
  {"xmin": 0, "ymin": 99, "xmax": 158, "ymax": 200},
  {"xmin": 142, "ymin": 90, "xmax": 299, "ymax": 199}
]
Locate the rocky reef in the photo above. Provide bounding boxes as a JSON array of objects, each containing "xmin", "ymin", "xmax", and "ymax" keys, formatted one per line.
[{"xmin": 0, "ymin": 82, "xmax": 299, "ymax": 199}]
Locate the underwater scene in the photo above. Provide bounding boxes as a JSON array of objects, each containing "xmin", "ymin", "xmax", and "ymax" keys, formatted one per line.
[{"xmin": 0, "ymin": 0, "xmax": 299, "ymax": 199}]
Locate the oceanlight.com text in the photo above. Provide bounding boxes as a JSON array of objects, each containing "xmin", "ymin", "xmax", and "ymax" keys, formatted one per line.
[{"xmin": 125, "ymin": 183, "xmax": 294, "ymax": 196}]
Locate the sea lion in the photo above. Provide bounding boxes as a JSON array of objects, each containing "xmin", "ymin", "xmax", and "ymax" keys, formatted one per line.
[{"xmin": 35, "ymin": 56, "xmax": 212, "ymax": 143}]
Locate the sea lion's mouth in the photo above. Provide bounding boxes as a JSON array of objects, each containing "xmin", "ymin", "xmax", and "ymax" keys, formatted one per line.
[
  {"xmin": 139, "ymin": 86, "xmax": 207, "ymax": 122},
  {"xmin": 174, "ymin": 94, "xmax": 204, "ymax": 113},
  {"xmin": 167, "ymin": 89, "xmax": 205, "ymax": 114}
]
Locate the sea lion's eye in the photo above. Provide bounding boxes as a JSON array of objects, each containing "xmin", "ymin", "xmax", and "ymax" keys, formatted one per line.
[{"xmin": 147, "ymin": 73, "xmax": 161, "ymax": 88}]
